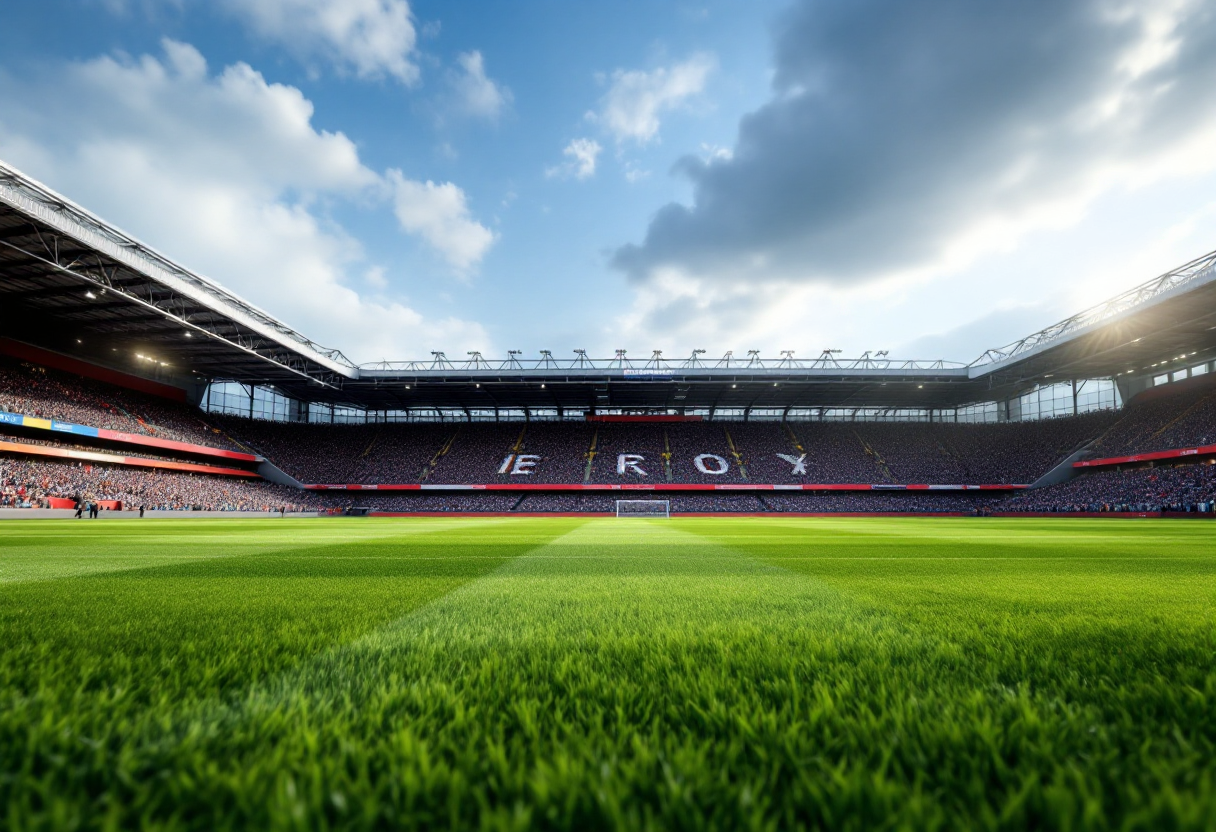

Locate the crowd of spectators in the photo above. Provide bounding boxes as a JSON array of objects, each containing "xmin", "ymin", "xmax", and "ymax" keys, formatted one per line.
[
  {"xmin": 997, "ymin": 462, "xmax": 1216, "ymax": 513},
  {"xmin": 218, "ymin": 417, "xmax": 453, "ymax": 484},
  {"xmin": 320, "ymin": 493, "xmax": 521, "ymax": 513},
  {"xmin": 212, "ymin": 416, "xmax": 1125, "ymax": 486},
  {"xmin": 586, "ymin": 423, "xmax": 669, "ymax": 482},
  {"xmin": 0, "ymin": 454, "xmax": 321, "ymax": 511},
  {"xmin": 505, "ymin": 424, "xmax": 597, "ymax": 484},
  {"xmin": 664, "ymin": 424, "xmax": 748, "ymax": 483},
  {"xmin": 0, "ymin": 435, "xmax": 207, "ymax": 465},
  {"xmin": 940, "ymin": 412, "xmax": 1115, "ymax": 483},
  {"xmin": 730, "ymin": 423, "xmax": 879, "ymax": 483},
  {"xmin": 763, "ymin": 492, "xmax": 998, "ymax": 513},
  {"xmin": 513, "ymin": 494, "xmax": 616, "ymax": 512},
  {"xmin": 310, "ymin": 491, "xmax": 999, "ymax": 514},
  {"xmin": 427, "ymin": 424, "xmax": 530, "ymax": 483},
  {"xmin": 1088, "ymin": 378, "xmax": 1216, "ymax": 458},
  {"xmin": 0, "ymin": 357, "xmax": 241, "ymax": 451}
]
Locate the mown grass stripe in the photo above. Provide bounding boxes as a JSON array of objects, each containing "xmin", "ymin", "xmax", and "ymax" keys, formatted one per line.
[{"xmin": 0, "ymin": 516, "xmax": 1213, "ymax": 831}]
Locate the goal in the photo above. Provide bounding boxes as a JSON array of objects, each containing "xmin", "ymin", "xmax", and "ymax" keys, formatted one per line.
[{"xmin": 615, "ymin": 499, "xmax": 671, "ymax": 518}]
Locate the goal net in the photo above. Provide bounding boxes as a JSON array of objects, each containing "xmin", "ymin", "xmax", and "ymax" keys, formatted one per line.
[{"xmin": 615, "ymin": 499, "xmax": 671, "ymax": 518}]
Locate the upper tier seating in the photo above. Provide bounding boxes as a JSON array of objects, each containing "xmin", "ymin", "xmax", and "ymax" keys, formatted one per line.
[
  {"xmin": 1087, "ymin": 377, "xmax": 1216, "ymax": 458},
  {"xmin": 0, "ymin": 356, "xmax": 241, "ymax": 452}
]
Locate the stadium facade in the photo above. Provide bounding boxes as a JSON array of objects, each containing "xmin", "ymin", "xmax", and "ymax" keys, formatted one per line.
[
  {"xmin": 5, "ymin": 158, "xmax": 1216, "ymax": 516},
  {"xmin": 4, "ymin": 159, "xmax": 1216, "ymax": 423}
]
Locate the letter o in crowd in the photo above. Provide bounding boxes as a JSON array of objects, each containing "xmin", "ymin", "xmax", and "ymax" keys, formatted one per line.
[{"xmin": 693, "ymin": 454, "xmax": 730, "ymax": 475}]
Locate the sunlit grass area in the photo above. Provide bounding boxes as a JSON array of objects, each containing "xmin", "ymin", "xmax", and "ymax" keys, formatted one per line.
[{"xmin": 2, "ymin": 517, "xmax": 1214, "ymax": 830}]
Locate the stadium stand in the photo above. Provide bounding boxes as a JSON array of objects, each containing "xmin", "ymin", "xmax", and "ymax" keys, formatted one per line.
[
  {"xmin": 665, "ymin": 424, "xmax": 750, "ymax": 483},
  {"xmin": 324, "ymin": 493, "xmax": 522, "ymax": 513},
  {"xmin": 0, "ymin": 356, "xmax": 241, "ymax": 452},
  {"xmin": 211, "ymin": 416, "xmax": 1117, "ymax": 486},
  {"xmin": 7, "ymin": 342, "xmax": 1216, "ymax": 516},
  {"xmin": 335, "ymin": 492, "xmax": 1003, "ymax": 514},
  {"xmin": 512, "ymin": 494, "xmax": 615, "ymax": 513},
  {"xmin": 941, "ymin": 413, "xmax": 1116, "ymax": 482},
  {"xmin": 426, "ymin": 423, "xmax": 530, "ymax": 483},
  {"xmin": 763, "ymin": 492, "xmax": 999, "ymax": 513},
  {"xmin": 729, "ymin": 422, "xmax": 879, "ymax": 483},
  {"xmin": 506, "ymin": 423, "xmax": 597, "ymax": 484},
  {"xmin": 1086, "ymin": 375, "xmax": 1216, "ymax": 458},
  {"xmin": 997, "ymin": 462, "xmax": 1216, "ymax": 513},
  {"xmin": 586, "ymin": 422, "xmax": 669, "ymax": 482},
  {"xmin": 0, "ymin": 454, "xmax": 319, "ymax": 511},
  {"xmin": 216, "ymin": 417, "xmax": 454, "ymax": 483}
]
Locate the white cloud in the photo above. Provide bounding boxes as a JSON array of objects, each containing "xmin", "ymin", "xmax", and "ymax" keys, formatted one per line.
[
  {"xmin": 610, "ymin": 0, "xmax": 1216, "ymax": 359},
  {"xmin": 364, "ymin": 266, "xmax": 389, "ymax": 289},
  {"xmin": 0, "ymin": 40, "xmax": 491, "ymax": 360},
  {"xmin": 623, "ymin": 161, "xmax": 651, "ymax": 183},
  {"xmin": 389, "ymin": 172, "xmax": 497, "ymax": 272},
  {"xmin": 546, "ymin": 138, "xmax": 601, "ymax": 180},
  {"xmin": 590, "ymin": 54, "xmax": 715, "ymax": 145},
  {"xmin": 446, "ymin": 51, "xmax": 511, "ymax": 120},
  {"xmin": 219, "ymin": 0, "xmax": 420, "ymax": 84}
]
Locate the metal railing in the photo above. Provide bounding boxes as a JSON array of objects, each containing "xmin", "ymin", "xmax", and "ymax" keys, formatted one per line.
[
  {"xmin": 358, "ymin": 349, "xmax": 968, "ymax": 374},
  {"xmin": 969, "ymin": 247, "xmax": 1216, "ymax": 367},
  {"xmin": 0, "ymin": 159, "xmax": 356, "ymax": 374}
]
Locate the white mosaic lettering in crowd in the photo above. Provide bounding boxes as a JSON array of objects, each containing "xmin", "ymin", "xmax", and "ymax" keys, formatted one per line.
[
  {"xmin": 498, "ymin": 454, "xmax": 542, "ymax": 475},
  {"xmin": 511, "ymin": 454, "xmax": 540, "ymax": 475},
  {"xmin": 617, "ymin": 454, "xmax": 647, "ymax": 476},
  {"xmin": 776, "ymin": 453, "xmax": 807, "ymax": 475},
  {"xmin": 693, "ymin": 454, "xmax": 729, "ymax": 475},
  {"xmin": 496, "ymin": 451, "xmax": 815, "ymax": 477}
]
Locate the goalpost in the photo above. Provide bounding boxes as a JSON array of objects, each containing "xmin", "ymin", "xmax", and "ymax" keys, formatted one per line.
[{"xmin": 615, "ymin": 499, "xmax": 671, "ymax": 518}]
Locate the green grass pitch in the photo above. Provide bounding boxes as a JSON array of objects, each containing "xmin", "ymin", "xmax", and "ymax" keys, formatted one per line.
[{"xmin": 1, "ymin": 516, "xmax": 1214, "ymax": 831}]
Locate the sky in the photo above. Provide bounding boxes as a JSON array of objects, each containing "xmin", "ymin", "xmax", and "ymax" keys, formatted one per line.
[{"xmin": 1, "ymin": 0, "xmax": 1215, "ymax": 366}]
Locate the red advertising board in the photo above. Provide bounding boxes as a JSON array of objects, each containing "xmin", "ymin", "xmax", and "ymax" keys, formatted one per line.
[
  {"xmin": 95, "ymin": 428, "xmax": 260, "ymax": 462},
  {"xmin": 1073, "ymin": 444, "xmax": 1216, "ymax": 469},
  {"xmin": 305, "ymin": 482, "xmax": 1026, "ymax": 492}
]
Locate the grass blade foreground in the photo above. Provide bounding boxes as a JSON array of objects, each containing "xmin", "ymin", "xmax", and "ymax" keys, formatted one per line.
[{"xmin": 1, "ymin": 516, "xmax": 1214, "ymax": 830}]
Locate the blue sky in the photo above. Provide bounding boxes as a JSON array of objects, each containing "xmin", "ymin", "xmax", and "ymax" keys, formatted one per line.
[{"xmin": 2, "ymin": 0, "xmax": 1216, "ymax": 365}]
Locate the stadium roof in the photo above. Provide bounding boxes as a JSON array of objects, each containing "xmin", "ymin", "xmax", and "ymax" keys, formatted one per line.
[
  {"xmin": 0, "ymin": 160, "xmax": 355, "ymax": 393},
  {"xmin": 2, "ymin": 158, "xmax": 1215, "ymax": 413}
]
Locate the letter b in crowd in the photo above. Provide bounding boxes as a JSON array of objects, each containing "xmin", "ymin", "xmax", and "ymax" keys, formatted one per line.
[
  {"xmin": 693, "ymin": 454, "xmax": 729, "ymax": 475},
  {"xmin": 617, "ymin": 454, "xmax": 647, "ymax": 476}
]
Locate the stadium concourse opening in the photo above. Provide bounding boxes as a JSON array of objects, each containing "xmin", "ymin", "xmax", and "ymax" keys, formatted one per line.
[{"xmin": 3, "ymin": 159, "xmax": 1216, "ymax": 516}]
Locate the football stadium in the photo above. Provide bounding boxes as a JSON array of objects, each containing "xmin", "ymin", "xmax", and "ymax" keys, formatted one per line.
[{"xmin": 4, "ymin": 2, "xmax": 1216, "ymax": 829}]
